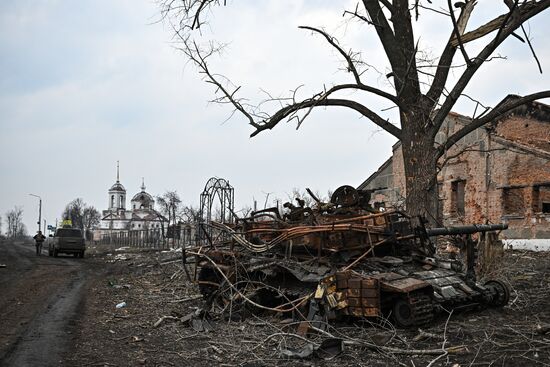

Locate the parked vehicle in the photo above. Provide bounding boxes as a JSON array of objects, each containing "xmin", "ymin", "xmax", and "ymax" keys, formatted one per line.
[{"xmin": 48, "ymin": 228, "xmax": 85, "ymax": 258}]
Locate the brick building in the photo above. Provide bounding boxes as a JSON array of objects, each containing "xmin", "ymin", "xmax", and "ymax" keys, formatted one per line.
[{"xmin": 358, "ymin": 95, "xmax": 550, "ymax": 239}]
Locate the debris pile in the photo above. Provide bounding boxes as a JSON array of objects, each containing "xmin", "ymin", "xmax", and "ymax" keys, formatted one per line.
[{"xmin": 189, "ymin": 185, "xmax": 510, "ymax": 331}]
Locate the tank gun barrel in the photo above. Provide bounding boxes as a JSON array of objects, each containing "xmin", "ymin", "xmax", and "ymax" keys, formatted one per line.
[{"xmin": 426, "ymin": 223, "xmax": 508, "ymax": 237}]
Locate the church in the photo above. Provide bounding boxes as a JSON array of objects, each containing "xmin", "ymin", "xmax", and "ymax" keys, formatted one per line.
[{"xmin": 97, "ymin": 164, "xmax": 168, "ymax": 235}]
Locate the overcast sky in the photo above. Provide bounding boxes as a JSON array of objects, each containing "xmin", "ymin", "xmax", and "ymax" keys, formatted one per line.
[{"xmin": 1, "ymin": 1, "xmax": 549, "ymax": 233}]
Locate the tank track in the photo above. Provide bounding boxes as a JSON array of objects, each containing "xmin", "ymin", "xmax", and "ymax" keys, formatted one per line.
[
  {"xmin": 392, "ymin": 290, "xmax": 434, "ymax": 327},
  {"xmin": 408, "ymin": 292, "xmax": 434, "ymax": 326}
]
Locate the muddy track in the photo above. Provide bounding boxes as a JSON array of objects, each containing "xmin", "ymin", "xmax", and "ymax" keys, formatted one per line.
[{"xmin": 0, "ymin": 240, "xmax": 93, "ymax": 367}]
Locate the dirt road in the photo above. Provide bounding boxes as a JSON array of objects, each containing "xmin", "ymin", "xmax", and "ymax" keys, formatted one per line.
[{"xmin": 0, "ymin": 239, "xmax": 91, "ymax": 366}]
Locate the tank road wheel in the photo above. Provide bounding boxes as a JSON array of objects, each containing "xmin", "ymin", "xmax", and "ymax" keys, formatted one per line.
[
  {"xmin": 392, "ymin": 292, "xmax": 434, "ymax": 328},
  {"xmin": 393, "ymin": 299, "xmax": 415, "ymax": 327},
  {"xmin": 484, "ymin": 280, "xmax": 510, "ymax": 307}
]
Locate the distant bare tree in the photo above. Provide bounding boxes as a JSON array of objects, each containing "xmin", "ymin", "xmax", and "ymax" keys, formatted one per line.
[
  {"xmin": 16, "ymin": 223, "xmax": 27, "ymax": 238},
  {"xmin": 6, "ymin": 206, "xmax": 25, "ymax": 239},
  {"xmin": 82, "ymin": 206, "xmax": 101, "ymax": 234},
  {"xmin": 157, "ymin": 191, "xmax": 182, "ymax": 227},
  {"xmin": 62, "ymin": 199, "xmax": 100, "ymax": 239},
  {"xmin": 180, "ymin": 205, "xmax": 200, "ymax": 223},
  {"xmin": 237, "ymin": 205, "xmax": 253, "ymax": 218},
  {"xmin": 62, "ymin": 198, "xmax": 85, "ymax": 230}
]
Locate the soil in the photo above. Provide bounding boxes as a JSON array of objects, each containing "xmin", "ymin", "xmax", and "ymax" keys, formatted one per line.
[
  {"xmin": 1, "ymin": 239, "xmax": 549, "ymax": 366},
  {"xmin": 0, "ymin": 239, "xmax": 94, "ymax": 366}
]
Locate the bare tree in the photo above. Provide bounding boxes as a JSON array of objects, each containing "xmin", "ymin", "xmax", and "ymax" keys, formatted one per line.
[
  {"xmin": 62, "ymin": 199, "xmax": 100, "ymax": 239},
  {"xmin": 237, "ymin": 205, "xmax": 253, "ymax": 218},
  {"xmin": 6, "ymin": 206, "xmax": 25, "ymax": 239},
  {"xmin": 161, "ymin": 0, "xmax": 549, "ymax": 222},
  {"xmin": 180, "ymin": 205, "xmax": 200, "ymax": 223},
  {"xmin": 16, "ymin": 223, "xmax": 27, "ymax": 239},
  {"xmin": 156, "ymin": 190, "xmax": 182, "ymax": 227},
  {"xmin": 82, "ymin": 206, "xmax": 101, "ymax": 235},
  {"xmin": 62, "ymin": 198, "xmax": 85, "ymax": 231}
]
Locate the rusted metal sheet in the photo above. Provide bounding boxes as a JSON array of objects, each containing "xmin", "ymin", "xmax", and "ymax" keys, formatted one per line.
[{"xmin": 372, "ymin": 272, "xmax": 432, "ymax": 293}]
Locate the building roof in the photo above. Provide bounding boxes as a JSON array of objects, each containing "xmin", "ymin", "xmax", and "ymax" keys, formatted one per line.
[
  {"xmin": 109, "ymin": 161, "xmax": 126, "ymax": 192},
  {"xmin": 131, "ymin": 191, "xmax": 154, "ymax": 204},
  {"xmin": 131, "ymin": 178, "xmax": 154, "ymax": 204},
  {"xmin": 491, "ymin": 94, "xmax": 550, "ymax": 124},
  {"xmin": 109, "ymin": 182, "xmax": 126, "ymax": 192}
]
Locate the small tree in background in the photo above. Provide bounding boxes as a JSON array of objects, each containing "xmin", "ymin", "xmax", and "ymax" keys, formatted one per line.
[
  {"xmin": 157, "ymin": 191, "xmax": 183, "ymax": 240},
  {"xmin": 157, "ymin": 191, "xmax": 182, "ymax": 228},
  {"xmin": 82, "ymin": 206, "xmax": 101, "ymax": 237},
  {"xmin": 62, "ymin": 199, "xmax": 100, "ymax": 239},
  {"xmin": 181, "ymin": 205, "xmax": 200, "ymax": 223},
  {"xmin": 6, "ymin": 206, "xmax": 25, "ymax": 239}
]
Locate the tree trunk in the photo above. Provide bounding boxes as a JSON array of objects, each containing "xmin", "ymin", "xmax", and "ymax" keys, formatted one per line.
[{"xmin": 401, "ymin": 122, "xmax": 440, "ymax": 225}]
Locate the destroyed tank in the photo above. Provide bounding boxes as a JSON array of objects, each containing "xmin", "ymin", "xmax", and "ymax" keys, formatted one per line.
[{"xmin": 193, "ymin": 185, "xmax": 510, "ymax": 328}]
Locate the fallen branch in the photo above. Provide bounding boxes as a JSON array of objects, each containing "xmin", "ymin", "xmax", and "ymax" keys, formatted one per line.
[
  {"xmin": 153, "ymin": 315, "xmax": 179, "ymax": 328},
  {"xmin": 168, "ymin": 294, "xmax": 202, "ymax": 303}
]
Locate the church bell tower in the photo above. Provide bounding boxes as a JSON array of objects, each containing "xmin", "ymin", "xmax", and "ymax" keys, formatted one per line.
[{"xmin": 108, "ymin": 161, "xmax": 126, "ymax": 211}]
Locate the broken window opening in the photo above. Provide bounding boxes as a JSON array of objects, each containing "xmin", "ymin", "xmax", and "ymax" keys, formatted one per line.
[
  {"xmin": 539, "ymin": 186, "xmax": 550, "ymax": 214},
  {"xmin": 451, "ymin": 180, "xmax": 466, "ymax": 217}
]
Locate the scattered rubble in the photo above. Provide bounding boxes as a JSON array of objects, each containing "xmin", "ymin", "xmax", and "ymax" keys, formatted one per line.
[
  {"xmin": 67, "ymin": 241, "xmax": 550, "ymax": 366},
  {"xmin": 62, "ymin": 184, "xmax": 550, "ymax": 366}
]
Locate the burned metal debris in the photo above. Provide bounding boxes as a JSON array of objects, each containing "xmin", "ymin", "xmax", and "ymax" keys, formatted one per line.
[{"xmin": 188, "ymin": 185, "xmax": 510, "ymax": 330}]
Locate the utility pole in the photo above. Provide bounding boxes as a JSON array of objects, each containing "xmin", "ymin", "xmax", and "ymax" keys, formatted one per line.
[{"xmin": 29, "ymin": 194, "xmax": 42, "ymax": 233}]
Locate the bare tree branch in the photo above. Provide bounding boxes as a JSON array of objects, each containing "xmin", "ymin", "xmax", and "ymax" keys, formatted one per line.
[
  {"xmin": 450, "ymin": 1, "xmax": 549, "ymax": 46},
  {"xmin": 432, "ymin": 0, "xmax": 550, "ymax": 133},
  {"xmin": 447, "ymin": 0, "xmax": 472, "ymax": 66},
  {"xmin": 426, "ymin": 0, "xmax": 476, "ymax": 106},
  {"xmin": 362, "ymin": 0, "xmax": 399, "ymax": 69},
  {"xmin": 250, "ymin": 97, "xmax": 401, "ymax": 138},
  {"xmin": 173, "ymin": 18, "xmax": 402, "ymax": 139},
  {"xmin": 299, "ymin": 25, "xmax": 363, "ymax": 84},
  {"xmin": 519, "ymin": 24, "xmax": 543, "ymax": 73}
]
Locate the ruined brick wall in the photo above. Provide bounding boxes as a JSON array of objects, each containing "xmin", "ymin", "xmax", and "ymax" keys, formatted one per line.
[
  {"xmin": 494, "ymin": 116, "xmax": 550, "ymax": 151},
  {"xmin": 437, "ymin": 113, "xmax": 489, "ymax": 225},
  {"xmin": 487, "ymin": 136, "xmax": 550, "ymax": 238},
  {"xmin": 360, "ymin": 113, "xmax": 550, "ymax": 238}
]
